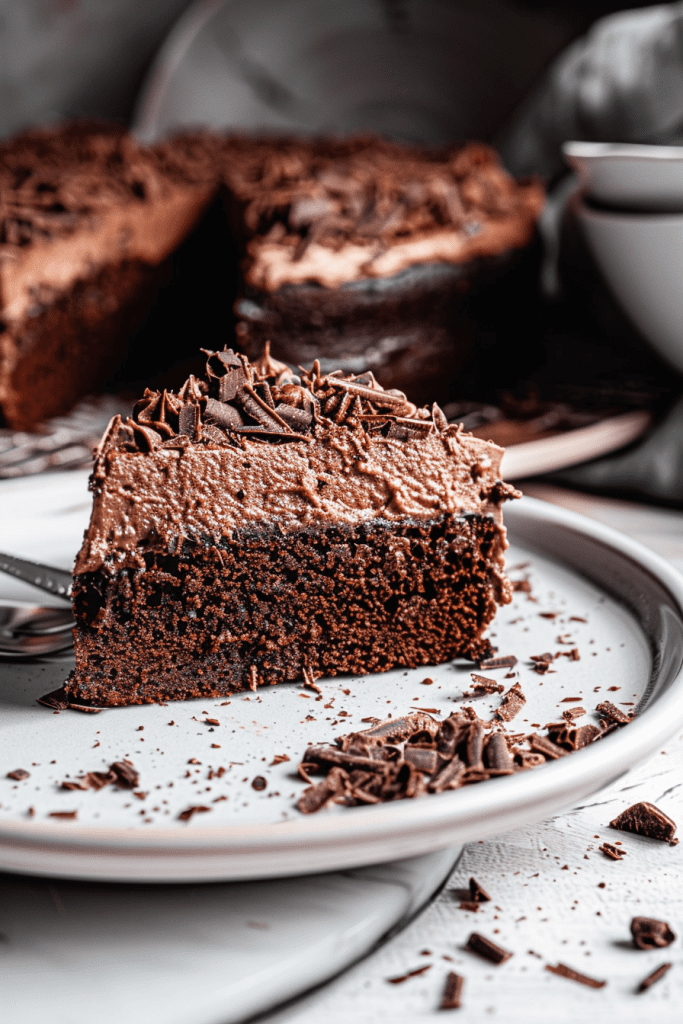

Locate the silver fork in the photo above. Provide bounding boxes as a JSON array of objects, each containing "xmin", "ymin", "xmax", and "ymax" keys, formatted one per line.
[{"xmin": 0, "ymin": 552, "xmax": 74, "ymax": 658}]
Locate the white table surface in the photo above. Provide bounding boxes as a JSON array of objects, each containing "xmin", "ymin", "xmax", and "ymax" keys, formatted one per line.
[{"xmin": 266, "ymin": 483, "xmax": 683, "ymax": 1024}]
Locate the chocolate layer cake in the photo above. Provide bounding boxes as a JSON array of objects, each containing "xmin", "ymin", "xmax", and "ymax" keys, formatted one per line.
[
  {"xmin": 223, "ymin": 137, "xmax": 545, "ymax": 404},
  {"xmin": 66, "ymin": 347, "xmax": 518, "ymax": 707},
  {"xmin": 0, "ymin": 122, "xmax": 218, "ymax": 430}
]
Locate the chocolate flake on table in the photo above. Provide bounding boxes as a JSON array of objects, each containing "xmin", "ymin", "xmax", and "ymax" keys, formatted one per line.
[
  {"xmin": 631, "ymin": 917, "xmax": 676, "ymax": 950},
  {"xmin": 251, "ymin": 776, "xmax": 267, "ymax": 791},
  {"xmin": 459, "ymin": 901, "xmax": 480, "ymax": 912},
  {"xmin": 48, "ymin": 811, "xmax": 78, "ymax": 821},
  {"xmin": 496, "ymin": 682, "xmax": 526, "ymax": 722},
  {"xmin": 479, "ymin": 655, "xmax": 517, "ymax": 671},
  {"xmin": 178, "ymin": 805, "xmax": 212, "ymax": 822},
  {"xmin": 440, "ymin": 971, "xmax": 465, "ymax": 1009},
  {"xmin": 468, "ymin": 674, "xmax": 504, "ymax": 696},
  {"xmin": 36, "ymin": 686, "xmax": 104, "ymax": 713},
  {"xmin": 598, "ymin": 842, "xmax": 626, "ymax": 861},
  {"xmin": 545, "ymin": 963, "xmax": 606, "ymax": 988},
  {"xmin": 386, "ymin": 964, "xmax": 432, "ymax": 984},
  {"xmin": 59, "ymin": 759, "xmax": 139, "ymax": 792},
  {"xmin": 465, "ymin": 933, "xmax": 512, "ymax": 965},
  {"xmin": 609, "ymin": 802, "xmax": 677, "ymax": 843},
  {"xmin": 469, "ymin": 877, "xmax": 491, "ymax": 902},
  {"xmin": 6, "ymin": 769, "xmax": 29, "ymax": 781},
  {"xmin": 270, "ymin": 754, "xmax": 290, "ymax": 766},
  {"xmin": 637, "ymin": 963, "xmax": 672, "ymax": 993}
]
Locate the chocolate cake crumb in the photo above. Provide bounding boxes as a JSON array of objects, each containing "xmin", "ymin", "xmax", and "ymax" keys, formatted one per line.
[
  {"xmin": 6, "ymin": 769, "xmax": 29, "ymax": 781},
  {"xmin": 599, "ymin": 842, "xmax": 626, "ymax": 861},
  {"xmin": 469, "ymin": 877, "xmax": 491, "ymax": 902},
  {"xmin": 440, "ymin": 971, "xmax": 464, "ymax": 1009},
  {"xmin": 545, "ymin": 963, "xmax": 606, "ymax": 988},
  {"xmin": 178, "ymin": 805, "xmax": 211, "ymax": 822},
  {"xmin": 251, "ymin": 776, "xmax": 267, "ymax": 791},
  {"xmin": 610, "ymin": 802, "xmax": 677, "ymax": 842},
  {"xmin": 465, "ymin": 933, "xmax": 512, "ymax": 964},
  {"xmin": 496, "ymin": 682, "xmax": 526, "ymax": 722},
  {"xmin": 637, "ymin": 963, "xmax": 672, "ymax": 992},
  {"xmin": 631, "ymin": 917, "xmax": 676, "ymax": 949},
  {"xmin": 479, "ymin": 655, "xmax": 517, "ymax": 670},
  {"xmin": 387, "ymin": 964, "xmax": 432, "ymax": 984}
]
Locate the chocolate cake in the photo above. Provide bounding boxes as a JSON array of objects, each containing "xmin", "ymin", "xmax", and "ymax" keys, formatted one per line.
[
  {"xmin": 223, "ymin": 136, "xmax": 545, "ymax": 404},
  {"xmin": 66, "ymin": 347, "xmax": 519, "ymax": 707},
  {"xmin": 0, "ymin": 122, "xmax": 218, "ymax": 430}
]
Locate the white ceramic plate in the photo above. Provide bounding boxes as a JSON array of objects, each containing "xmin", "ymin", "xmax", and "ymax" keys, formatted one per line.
[
  {"xmin": 563, "ymin": 140, "xmax": 683, "ymax": 212},
  {"xmin": 500, "ymin": 409, "xmax": 651, "ymax": 480},
  {"xmin": 1, "ymin": 471, "xmax": 682, "ymax": 882}
]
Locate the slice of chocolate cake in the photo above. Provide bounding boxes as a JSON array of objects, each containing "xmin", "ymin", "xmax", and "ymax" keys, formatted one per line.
[
  {"xmin": 223, "ymin": 136, "xmax": 545, "ymax": 404},
  {"xmin": 66, "ymin": 347, "xmax": 519, "ymax": 707},
  {"xmin": 0, "ymin": 122, "xmax": 218, "ymax": 430}
]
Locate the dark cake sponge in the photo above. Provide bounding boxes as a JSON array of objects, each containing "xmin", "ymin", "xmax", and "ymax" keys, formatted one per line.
[{"xmin": 66, "ymin": 347, "xmax": 519, "ymax": 706}]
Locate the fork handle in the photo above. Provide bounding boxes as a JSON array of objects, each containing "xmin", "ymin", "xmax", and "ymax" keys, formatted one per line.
[{"xmin": 0, "ymin": 551, "xmax": 72, "ymax": 602}]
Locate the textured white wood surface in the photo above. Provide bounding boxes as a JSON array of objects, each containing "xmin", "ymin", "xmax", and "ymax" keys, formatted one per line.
[{"xmin": 270, "ymin": 485, "xmax": 683, "ymax": 1024}]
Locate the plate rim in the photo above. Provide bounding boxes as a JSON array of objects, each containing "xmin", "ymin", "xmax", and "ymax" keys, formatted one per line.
[{"xmin": 2, "ymin": 494, "xmax": 683, "ymax": 879}]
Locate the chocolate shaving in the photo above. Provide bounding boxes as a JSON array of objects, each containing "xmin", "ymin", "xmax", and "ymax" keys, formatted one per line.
[
  {"xmin": 36, "ymin": 687, "xmax": 69, "ymax": 710},
  {"xmin": 599, "ymin": 842, "xmax": 626, "ymax": 860},
  {"xmin": 545, "ymin": 963, "xmax": 606, "ymax": 988},
  {"xmin": 178, "ymin": 805, "xmax": 211, "ymax": 822},
  {"xmin": 110, "ymin": 760, "xmax": 139, "ymax": 789},
  {"xmin": 465, "ymin": 933, "xmax": 512, "ymax": 965},
  {"xmin": 496, "ymin": 682, "xmax": 526, "ymax": 722},
  {"xmin": 548, "ymin": 723, "xmax": 601, "ymax": 751},
  {"xmin": 440, "ymin": 972, "xmax": 464, "ymax": 1009},
  {"xmin": 479, "ymin": 655, "xmax": 517, "ymax": 670},
  {"xmin": 386, "ymin": 964, "xmax": 432, "ymax": 984},
  {"xmin": 637, "ymin": 963, "xmax": 672, "ymax": 992},
  {"xmin": 609, "ymin": 802, "xmax": 677, "ymax": 843},
  {"xmin": 596, "ymin": 701, "xmax": 633, "ymax": 725},
  {"xmin": 528, "ymin": 734, "xmax": 567, "ymax": 760},
  {"xmin": 49, "ymin": 811, "xmax": 77, "ymax": 821},
  {"xmin": 485, "ymin": 732, "xmax": 514, "ymax": 772},
  {"xmin": 631, "ymin": 917, "xmax": 676, "ymax": 950},
  {"xmin": 468, "ymin": 674, "xmax": 504, "ymax": 696},
  {"xmin": 7, "ymin": 768, "xmax": 30, "ymax": 781}
]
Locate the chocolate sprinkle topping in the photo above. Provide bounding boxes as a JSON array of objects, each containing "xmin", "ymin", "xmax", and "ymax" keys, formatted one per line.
[
  {"xmin": 609, "ymin": 802, "xmax": 677, "ymax": 843},
  {"xmin": 631, "ymin": 917, "xmax": 676, "ymax": 950}
]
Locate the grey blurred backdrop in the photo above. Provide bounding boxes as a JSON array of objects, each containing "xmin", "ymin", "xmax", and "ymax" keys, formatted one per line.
[{"xmin": 0, "ymin": 0, "xmax": 664, "ymax": 143}]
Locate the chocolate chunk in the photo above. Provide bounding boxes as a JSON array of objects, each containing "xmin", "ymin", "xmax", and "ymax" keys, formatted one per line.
[
  {"xmin": 469, "ymin": 877, "xmax": 491, "ymax": 902},
  {"xmin": 599, "ymin": 842, "xmax": 626, "ymax": 860},
  {"xmin": 440, "ymin": 971, "xmax": 464, "ymax": 1009},
  {"xmin": 637, "ymin": 963, "xmax": 672, "ymax": 992},
  {"xmin": 610, "ymin": 802, "xmax": 677, "ymax": 842},
  {"xmin": 251, "ymin": 776, "xmax": 267, "ymax": 791},
  {"xmin": 596, "ymin": 701, "xmax": 633, "ymax": 725},
  {"xmin": 465, "ymin": 933, "xmax": 512, "ymax": 964},
  {"xmin": 109, "ymin": 760, "xmax": 139, "ymax": 789},
  {"xmin": 496, "ymin": 682, "xmax": 526, "ymax": 722},
  {"xmin": 545, "ymin": 963, "xmax": 606, "ymax": 988},
  {"xmin": 178, "ymin": 805, "xmax": 211, "ymax": 822},
  {"xmin": 6, "ymin": 769, "xmax": 29, "ymax": 781},
  {"xmin": 479, "ymin": 655, "xmax": 517, "ymax": 670},
  {"xmin": 631, "ymin": 917, "xmax": 676, "ymax": 950}
]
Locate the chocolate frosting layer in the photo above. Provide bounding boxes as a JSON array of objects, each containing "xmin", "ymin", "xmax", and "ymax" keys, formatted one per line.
[
  {"xmin": 220, "ymin": 136, "xmax": 545, "ymax": 289},
  {"xmin": 76, "ymin": 347, "xmax": 517, "ymax": 574}
]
